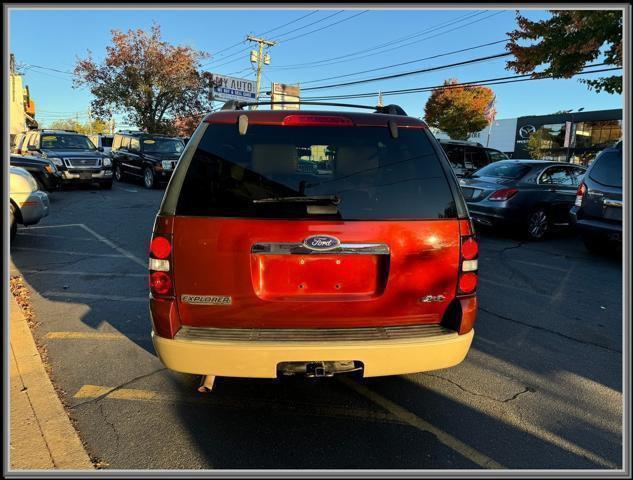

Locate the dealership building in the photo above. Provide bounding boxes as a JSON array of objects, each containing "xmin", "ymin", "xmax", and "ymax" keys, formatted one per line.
[{"xmin": 432, "ymin": 108, "xmax": 622, "ymax": 166}]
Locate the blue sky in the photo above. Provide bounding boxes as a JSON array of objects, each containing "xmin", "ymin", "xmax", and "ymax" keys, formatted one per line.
[{"xmin": 9, "ymin": 7, "xmax": 623, "ymax": 128}]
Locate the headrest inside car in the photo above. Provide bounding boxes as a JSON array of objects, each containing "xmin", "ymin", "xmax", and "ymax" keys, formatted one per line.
[{"xmin": 252, "ymin": 144, "xmax": 297, "ymax": 175}]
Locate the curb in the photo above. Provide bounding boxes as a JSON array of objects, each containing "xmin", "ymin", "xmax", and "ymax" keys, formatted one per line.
[{"xmin": 9, "ymin": 294, "xmax": 94, "ymax": 470}]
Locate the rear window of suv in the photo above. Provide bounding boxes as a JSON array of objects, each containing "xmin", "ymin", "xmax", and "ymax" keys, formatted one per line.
[
  {"xmin": 588, "ymin": 150, "xmax": 622, "ymax": 188},
  {"xmin": 176, "ymin": 123, "xmax": 457, "ymax": 220}
]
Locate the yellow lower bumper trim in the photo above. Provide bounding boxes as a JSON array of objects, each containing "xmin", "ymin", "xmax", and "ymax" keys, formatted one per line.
[{"xmin": 152, "ymin": 328, "xmax": 474, "ymax": 378}]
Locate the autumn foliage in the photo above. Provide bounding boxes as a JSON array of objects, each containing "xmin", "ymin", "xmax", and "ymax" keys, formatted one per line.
[
  {"xmin": 506, "ymin": 11, "xmax": 622, "ymax": 94},
  {"xmin": 424, "ymin": 79, "xmax": 495, "ymax": 141},
  {"xmin": 74, "ymin": 24, "xmax": 212, "ymax": 134}
]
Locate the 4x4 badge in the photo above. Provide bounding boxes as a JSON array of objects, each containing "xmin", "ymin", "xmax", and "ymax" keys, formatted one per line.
[
  {"xmin": 181, "ymin": 295, "xmax": 232, "ymax": 305},
  {"xmin": 420, "ymin": 295, "xmax": 446, "ymax": 303},
  {"xmin": 303, "ymin": 235, "xmax": 341, "ymax": 251}
]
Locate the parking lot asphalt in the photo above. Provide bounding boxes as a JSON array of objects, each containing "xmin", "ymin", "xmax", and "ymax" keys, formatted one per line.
[{"xmin": 9, "ymin": 181, "xmax": 623, "ymax": 470}]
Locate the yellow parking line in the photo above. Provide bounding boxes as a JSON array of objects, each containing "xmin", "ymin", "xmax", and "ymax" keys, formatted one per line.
[
  {"xmin": 338, "ymin": 377, "xmax": 504, "ymax": 469},
  {"xmin": 73, "ymin": 384, "xmax": 405, "ymax": 426},
  {"xmin": 46, "ymin": 332, "xmax": 131, "ymax": 340}
]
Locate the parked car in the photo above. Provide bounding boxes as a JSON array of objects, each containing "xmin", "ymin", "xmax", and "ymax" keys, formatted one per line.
[
  {"xmin": 111, "ymin": 132, "xmax": 185, "ymax": 189},
  {"xmin": 9, "ymin": 154, "xmax": 62, "ymax": 192},
  {"xmin": 11, "ymin": 132, "xmax": 28, "ymax": 155},
  {"xmin": 570, "ymin": 142, "xmax": 622, "ymax": 252},
  {"xmin": 460, "ymin": 160, "xmax": 586, "ymax": 240},
  {"xmin": 21, "ymin": 129, "xmax": 113, "ymax": 189},
  {"xmin": 88, "ymin": 134, "xmax": 115, "ymax": 157},
  {"xmin": 10, "ymin": 166, "xmax": 50, "ymax": 242},
  {"xmin": 438, "ymin": 139, "xmax": 509, "ymax": 178},
  {"xmin": 149, "ymin": 104, "xmax": 479, "ymax": 388}
]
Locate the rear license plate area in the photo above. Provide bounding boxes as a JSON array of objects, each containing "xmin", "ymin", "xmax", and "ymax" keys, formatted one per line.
[
  {"xmin": 250, "ymin": 254, "xmax": 388, "ymax": 301},
  {"xmin": 604, "ymin": 207, "xmax": 622, "ymax": 221}
]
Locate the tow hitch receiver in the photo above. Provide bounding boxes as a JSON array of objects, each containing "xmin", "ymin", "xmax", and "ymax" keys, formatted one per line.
[{"xmin": 278, "ymin": 361, "xmax": 363, "ymax": 378}]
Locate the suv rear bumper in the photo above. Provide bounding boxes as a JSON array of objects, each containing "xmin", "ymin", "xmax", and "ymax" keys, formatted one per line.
[
  {"xmin": 151, "ymin": 327, "xmax": 474, "ymax": 378},
  {"xmin": 570, "ymin": 208, "xmax": 622, "ymax": 235}
]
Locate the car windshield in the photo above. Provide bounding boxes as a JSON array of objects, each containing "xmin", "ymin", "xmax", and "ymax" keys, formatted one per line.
[
  {"xmin": 40, "ymin": 133, "xmax": 96, "ymax": 150},
  {"xmin": 141, "ymin": 137, "xmax": 184, "ymax": 154},
  {"xmin": 176, "ymin": 123, "xmax": 457, "ymax": 220},
  {"xmin": 472, "ymin": 161, "xmax": 531, "ymax": 179}
]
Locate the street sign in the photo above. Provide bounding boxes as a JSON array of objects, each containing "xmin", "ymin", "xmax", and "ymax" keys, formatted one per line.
[
  {"xmin": 271, "ymin": 83, "xmax": 300, "ymax": 110},
  {"xmin": 209, "ymin": 74, "xmax": 257, "ymax": 103}
]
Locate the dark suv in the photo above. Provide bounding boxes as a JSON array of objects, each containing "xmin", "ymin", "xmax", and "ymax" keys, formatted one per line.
[
  {"xmin": 149, "ymin": 102, "xmax": 480, "ymax": 388},
  {"xmin": 111, "ymin": 132, "xmax": 185, "ymax": 189},
  {"xmin": 21, "ymin": 129, "xmax": 113, "ymax": 188},
  {"xmin": 438, "ymin": 139, "xmax": 509, "ymax": 177},
  {"xmin": 570, "ymin": 142, "xmax": 622, "ymax": 252}
]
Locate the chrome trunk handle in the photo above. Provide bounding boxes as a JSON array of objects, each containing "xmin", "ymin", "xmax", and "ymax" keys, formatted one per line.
[
  {"xmin": 603, "ymin": 198, "xmax": 623, "ymax": 208},
  {"xmin": 251, "ymin": 242, "xmax": 390, "ymax": 255}
]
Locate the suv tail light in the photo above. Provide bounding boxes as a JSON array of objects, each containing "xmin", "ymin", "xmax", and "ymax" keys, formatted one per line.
[
  {"xmin": 575, "ymin": 182, "xmax": 587, "ymax": 207},
  {"xmin": 489, "ymin": 188, "xmax": 518, "ymax": 202},
  {"xmin": 458, "ymin": 223, "xmax": 478, "ymax": 296},
  {"xmin": 149, "ymin": 235, "xmax": 173, "ymax": 296},
  {"xmin": 282, "ymin": 115, "xmax": 354, "ymax": 127},
  {"xmin": 149, "ymin": 215, "xmax": 181, "ymax": 339}
]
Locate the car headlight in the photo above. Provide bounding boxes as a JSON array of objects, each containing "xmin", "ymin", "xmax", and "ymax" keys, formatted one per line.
[
  {"xmin": 49, "ymin": 157, "xmax": 64, "ymax": 167},
  {"xmin": 161, "ymin": 160, "xmax": 173, "ymax": 170},
  {"xmin": 102, "ymin": 157, "xmax": 112, "ymax": 167}
]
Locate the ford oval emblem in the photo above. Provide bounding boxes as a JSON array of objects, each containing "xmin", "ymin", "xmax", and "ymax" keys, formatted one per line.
[{"xmin": 303, "ymin": 235, "xmax": 341, "ymax": 251}]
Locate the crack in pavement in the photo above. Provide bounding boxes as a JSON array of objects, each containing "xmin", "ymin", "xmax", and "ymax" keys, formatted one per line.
[
  {"xmin": 70, "ymin": 368, "xmax": 168, "ymax": 409},
  {"xmin": 423, "ymin": 372, "xmax": 534, "ymax": 403},
  {"xmin": 98, "ymin": 402, "xmax": 120, "ymax": 453},
  {"xmin": 496, "ymin": 241, "xmax": 555, "ymax": 296},
  {"xmin": 479, "ymin": 306, "xmax": 621, "ymax": 354}
]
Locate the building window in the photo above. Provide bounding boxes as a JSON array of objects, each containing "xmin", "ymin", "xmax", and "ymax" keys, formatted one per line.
[{"xmin": 573, "ymin": 120, "xmax": 622, "ymax": 148}]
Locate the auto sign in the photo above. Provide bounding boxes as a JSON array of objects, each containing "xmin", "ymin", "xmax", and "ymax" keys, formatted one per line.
[{"xmin": 209, "ymin": 74, "xmax": 257, "ymax": 102}]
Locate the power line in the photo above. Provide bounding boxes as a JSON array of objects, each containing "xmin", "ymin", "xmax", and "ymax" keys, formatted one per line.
[
  {"xmin": 275, "ymin": 10, "xmax": 369, "ymax": 43},
  {"xmin": 202, "ymin": 10, "xmax": 333, "ymax": 68},
  {"xmin": 206, "ymin": 10, "xmax": 369, "ymax": 70},
  {"xmin": 301, "ymin": 52, "xmax": 512, "ymax": 91},
  {"xmin": 268, "ymin": 10, "xmax": 490, "ymax": 70},
  {"xmin": 271, "ymin": 10, "xmax": 344, "ymax": 41},
  {"xmin": 204, "ymin": 10, "xmax": 320, "ymax": 64},
  {"xmin": 300, "ymin": 39, "xmax": 508, "ymax": 85},
  {"xmin": 289, "ymin": 66, "xmax": 620, "ymax": 101}
]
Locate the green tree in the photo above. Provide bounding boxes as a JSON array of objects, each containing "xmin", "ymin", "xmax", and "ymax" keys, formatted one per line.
[
  {"xmin": 74, "ymin": 24, "xmax": 212, "ymax": 134},
  {"xmin": 46, "ymin": 118, "xmax": 111, "ymax": 134},
  {"xmin": 506, "ymin": 10, "xmax": 622, "ymax": 94},
  {"xmin": 424, "ymin": 79, "xmax": 495, "ymax": 140},
  {"xmin": 526, "ymin": 129, "xmax": 549, "ymax": 159}
]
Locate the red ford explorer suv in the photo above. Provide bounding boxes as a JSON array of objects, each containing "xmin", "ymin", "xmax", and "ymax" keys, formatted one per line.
[{"xmin": 149, "ymin": 103, "xmax": 479, "ymax": 390}]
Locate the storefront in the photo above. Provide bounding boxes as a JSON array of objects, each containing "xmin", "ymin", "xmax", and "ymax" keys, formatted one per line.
[{"xmin": 514, "ymin": 109, "xmax": 622, "ymax": 166}]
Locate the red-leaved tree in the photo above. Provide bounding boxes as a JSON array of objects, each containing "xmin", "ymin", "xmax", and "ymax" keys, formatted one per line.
[{"xmin": 74, "ymin": 24, "xmax": 212, "ymax": 134}]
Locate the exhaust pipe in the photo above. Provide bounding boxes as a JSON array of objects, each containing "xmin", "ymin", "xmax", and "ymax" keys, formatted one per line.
[{"xmin": 197, "ymin": 375, "xmax": 216, "ymax": 393}]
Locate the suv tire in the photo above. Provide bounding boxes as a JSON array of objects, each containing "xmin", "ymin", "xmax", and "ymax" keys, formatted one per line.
[
  {"xmin": 581, "ymin": 232, "xmax": 608, "ymax": 254},
  {"xmin": 114, "ymin": 164, "xmax": 124, "ymax": 182},
  {"xmin": 143, "ymin": 166, "xmax": 156, "ymax": 189},
  {"xmin": 526, "ymin": 208, "xmax": 549, "ymax": 240},
  {"xmin": 10, "ymin": 203, "xmax": 17, "ymax": 243}
]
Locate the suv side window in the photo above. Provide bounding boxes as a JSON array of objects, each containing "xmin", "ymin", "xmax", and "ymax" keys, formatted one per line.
[
  {"xmin": 465, "ymin": 147, "xmax": 488, "ymax": 169},
  {"xmin": 129, "ymin": 137, "xmax": 141, "ymax": 153},
  {"xmin": 27, "ymin": 132, "xmax": 39, "ymax": 148},
  {"xmin": 120, "ymin": 136, "xmax": 130, "ymax": 150},
  {"xmin": 112, "ymin": 135, "xmax": 122, "ymax": 150}
]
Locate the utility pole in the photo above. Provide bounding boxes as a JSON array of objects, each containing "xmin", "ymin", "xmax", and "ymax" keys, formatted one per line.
[
  {"xmin": 88, "ymin": 107, "xmax": 92, "ymax": 134},
  {"xmin": 377, "ymin": 91, "xmax": 384, "ymax": 108},
  {"xmin": 246, "ymin": 35, "xmax": 276, "ymax": 110}
]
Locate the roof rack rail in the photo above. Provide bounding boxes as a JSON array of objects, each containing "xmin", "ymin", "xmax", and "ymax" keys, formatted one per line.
[
  {"xmin": 116, "ymin": 129, "xmax": 146, "ymax": 134},
  {"xmin": 219, "ymin": 100, "xmax": 408, "ymax": 116},
  {"xmin": 39, "ymin": 128, "xmax": 78, "ymax": 133}
]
